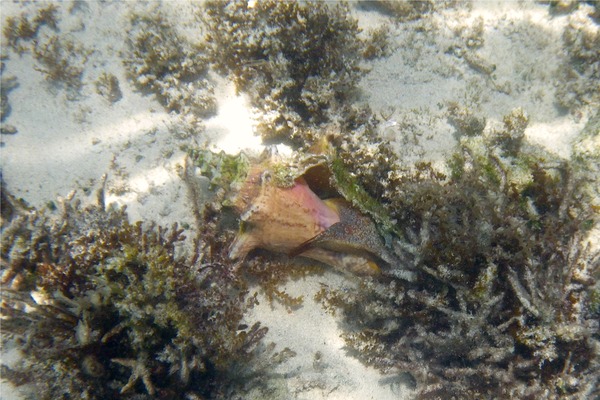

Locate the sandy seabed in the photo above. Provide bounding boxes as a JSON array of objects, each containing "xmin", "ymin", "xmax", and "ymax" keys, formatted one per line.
[{"xmin": 1, "ymin": 1, "xmax": 598, "ymax": 399}]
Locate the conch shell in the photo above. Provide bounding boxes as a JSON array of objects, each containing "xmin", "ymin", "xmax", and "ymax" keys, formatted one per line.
[
  {"xmin": 228, "ymin": 160, "xmax": 393, "ymax": 275},
  {"xmin": 228, "ymin": 171, "xmax": 340, "ymax": 259}
]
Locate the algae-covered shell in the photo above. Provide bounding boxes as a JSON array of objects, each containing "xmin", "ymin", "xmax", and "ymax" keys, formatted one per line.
[{"xmin": 228, "ymin": 154, "xmax": 397, "ymax": 275}]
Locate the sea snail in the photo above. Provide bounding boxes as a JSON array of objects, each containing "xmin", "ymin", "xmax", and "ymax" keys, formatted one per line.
[{"xmin": 228, "ymin": 160, "xmax": 396, "ymax": 275}]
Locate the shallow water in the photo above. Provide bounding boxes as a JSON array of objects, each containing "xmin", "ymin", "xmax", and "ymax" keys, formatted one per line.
[{"xmin": 1, "ymin": 1, "xmax": 598, "ymax": 399}]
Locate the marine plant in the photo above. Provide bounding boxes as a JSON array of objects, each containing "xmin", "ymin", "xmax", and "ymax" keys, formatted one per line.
[
  {"xmin": 316, "ymin": 118, "xmax": 600, "ymax": 398},
  {"xmin": 446, "ymin": 101, "xmax": 487, "ymax": 138},
  {"xmin": 555, "ymin": 3, "xmax": 600, "ymax": 114},
  {"xmin": 362, "ymin": 25, "xmax": 393, "ymax": 60},
  {"xmin": 2, "ymin": 4, "xmax": 59, "ymax": 53},
  {"xmin": 201, "ymin": 0, "xmax": 369, "ymax": 144},
  {"xmin": 0, "ymin": 181, "xmax": 293, "ymax": 399},
  {"xmin": 32, "ymin": 34, "xmax": 89, "ymax": 99},
  {"xmin": 2, "ymin": 3, "xmax": 87, "ymax": 99},
  {"xmin": 1, "ymin": 57, "xmax": 18, "ymax": 131},
  {"xmin": 95, "ymin": 72, "xmax": 123, "ymax": 104},
  {"xmin": 123, "ymin": 12, "xmax": 217, "ymax": 121}
]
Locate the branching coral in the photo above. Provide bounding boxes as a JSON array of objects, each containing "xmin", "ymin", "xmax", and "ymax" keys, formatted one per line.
[
  {"xmin": 124, "ymin": 12, "xmax": 216, "ymax": 120},
  {"xmin": 0, "ymin": 182, "xmax": 292, "ymax": 399}
]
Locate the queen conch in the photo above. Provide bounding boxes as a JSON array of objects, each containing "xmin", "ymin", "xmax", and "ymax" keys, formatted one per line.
[{"xmin": 228, "ymin": 160, "xmax": 395, "ymax": 275}]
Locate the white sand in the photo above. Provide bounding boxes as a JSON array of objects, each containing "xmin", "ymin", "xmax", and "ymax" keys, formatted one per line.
[{"xmin": 1, "ymin": 1, "xmax": 597, "ymax": 399}]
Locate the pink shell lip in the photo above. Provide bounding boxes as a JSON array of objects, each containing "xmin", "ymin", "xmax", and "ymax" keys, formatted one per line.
[{"xmin": 228, "ymin": 176, "xmax": 340, "ymax": 260}]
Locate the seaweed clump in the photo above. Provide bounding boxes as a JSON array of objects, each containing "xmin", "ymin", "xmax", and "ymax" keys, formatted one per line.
[
  {"xmin": 124, "ymin": 12, "xmax": 217, "ymax": 122},
  {"xmin": 446, "ymin": 101, "xmax": 487, "ymax": 138},
  {"xmin": 31, "ymin": 34, "xmax": 89, "ymax": 99},
  {"xmin": 328, "ymin": 105, "xmax": 406, "ymax": 213},
  {"xmin": 317, "ymin": 133, "xmax": 599, "ymax": 397},
  {"xmin": 201, "ymin": 0, "xmax": 368, "ymax": 144},
  {"xmin": 2, "ymin": 3, "xmax": 87, "ymax": 99},
  {"xmin": 95, "ymin": 72, "xmax": 123, "ymax": 104},
  {"xmin": 1, "ymin": 57, "xmax": 19, "ymax": 133},
  {"xmin": 2, "ymin": 4, "xmax": 59, "ymax": 53},
  {"xmin": 556, "ymin": 4, "xmax": 600, "ymax": 114},
  {"xmin": 0, "ymin": 184, "xmax": 290, "ymax": 399}
]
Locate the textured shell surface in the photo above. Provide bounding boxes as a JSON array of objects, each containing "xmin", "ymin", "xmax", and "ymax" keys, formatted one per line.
[
  {"xmin": 228, "ymin": 166, "xmax": 340, "ymax": 259},
  {"xmin": 228, "ymin": 155, "xmax": 397, "ymax": 276}
]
